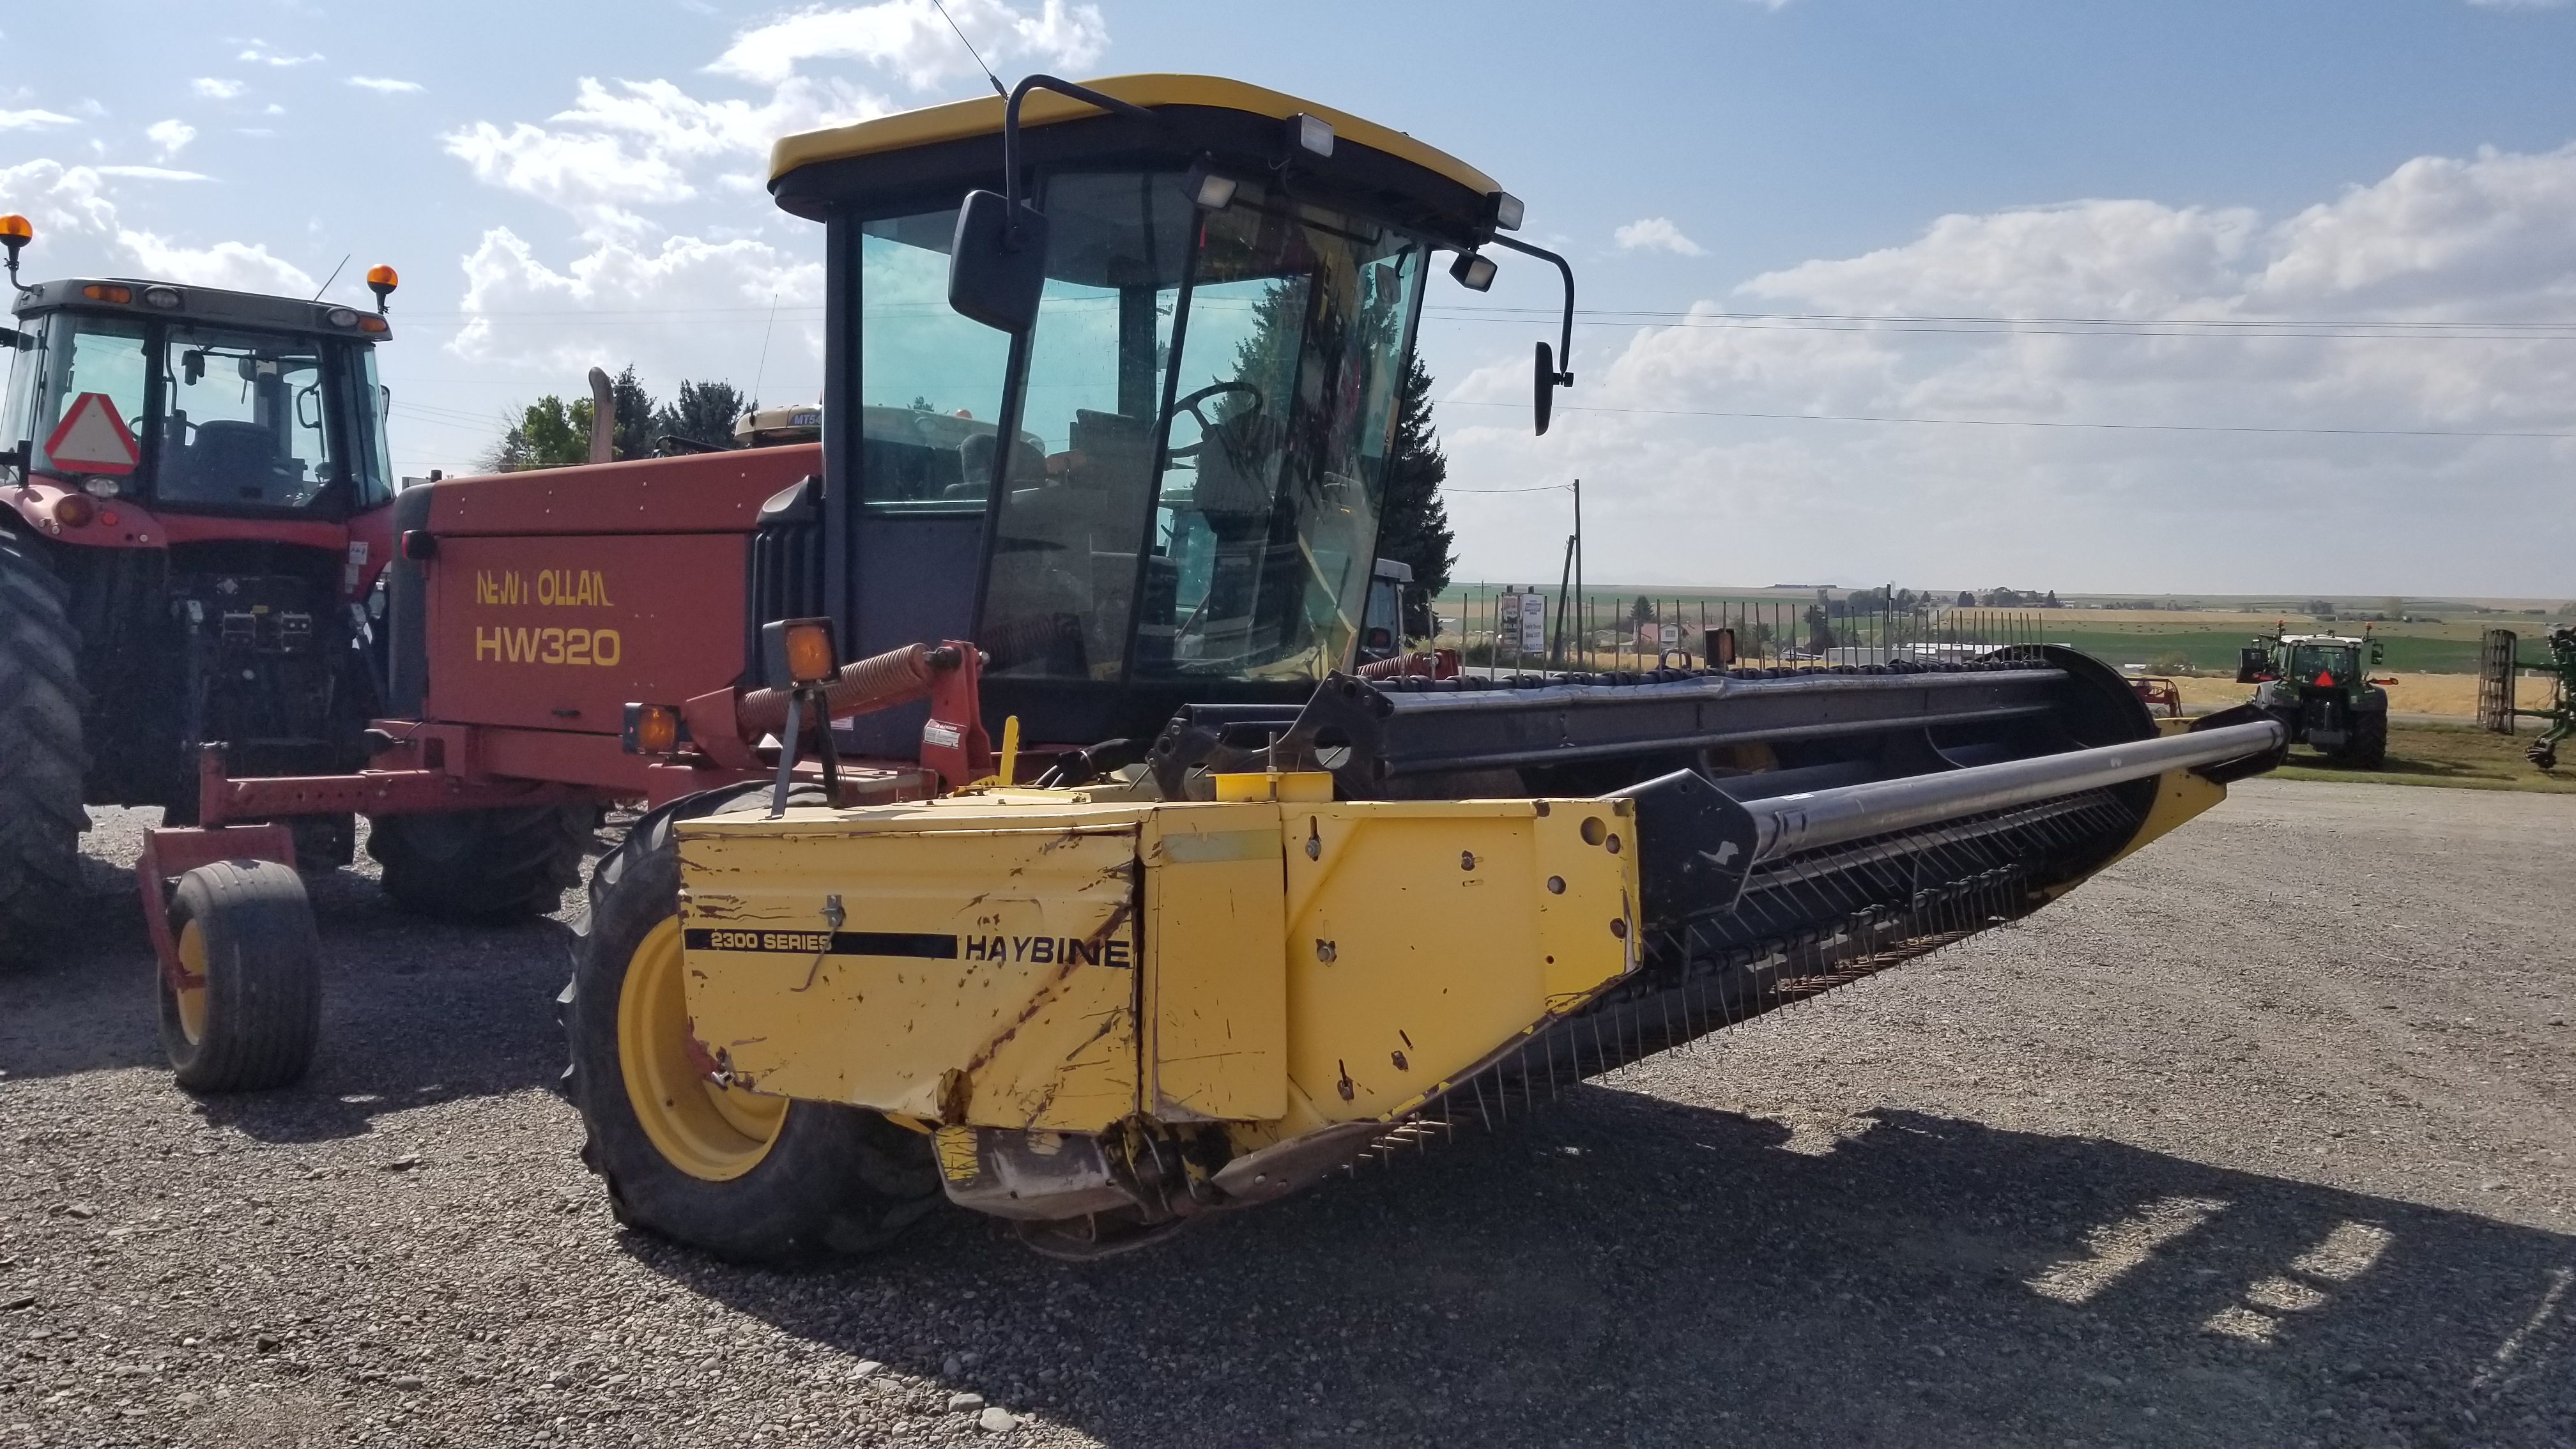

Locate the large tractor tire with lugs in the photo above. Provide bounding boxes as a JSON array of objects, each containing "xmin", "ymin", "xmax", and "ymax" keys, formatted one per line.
[
  {"xmin": 156, "ymin": 860, "xmax": 321, "ymax": 1092},
  {"xmin": 0, "ymin": 532, "xmax": 90, "ymax": 962},
  {"xmin": 2346, "ymin": 710, "xmax": 2388, "ymax": 770},
  {"xmin": 562, "ymin": 785, "xmax": 940, "ymax": 1264},
  {"xmin": 366, "ymin": 804, "xmax": 594, "ymax": 923}
]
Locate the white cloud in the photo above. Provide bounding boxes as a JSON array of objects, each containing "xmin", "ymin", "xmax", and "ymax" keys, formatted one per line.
[
  {"xmin": 710, "ymin": 0, "xmax": 1107, "ymax": 88},
  {"xmin": 0, "ymin": 158, "xmax": 119, "ymax": 236},
  {"xmin": 1614, "ymin": 217, "xmax": 1706, "ymax": 256},
  {"xmin": 444, "ymin": 122, "xmax": 699, "ymax": 234},
  {"xmin": 191, "ymin": 78, "xmax": 245, "ymax": 101},
  {"xmin": 123, "ymin": 233, "xmax": 316, "ymax": 294},
  {"xmin": 237, "ymin": 42, "xmax": 323, "ymax": 67},
  {"xmin": 0, "ymin": 108, "xmax": 77, "ymax": 130},
  {"xmin": 447, "ymin": 225, "xmax": 822, "ymax": 385},
  {"xmin": 0, "ymin": 158, "xmax": 306, "ymax": 294},
  {"xmin": 347, "ymin": 77, "xmax": 424, "ymax": 95},
  {"xmin": 1439, "ymin": 142, "xmax": 2576, "ymax": 596},
  {"xmin": 146, "ymin": 118, "xmax": 196, "ymax": 160}
]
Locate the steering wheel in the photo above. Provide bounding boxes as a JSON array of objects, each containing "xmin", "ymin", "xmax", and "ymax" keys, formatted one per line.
[{"xmin": 1165, "ymin": 381, "xmax": 1264, "ymax": 461}]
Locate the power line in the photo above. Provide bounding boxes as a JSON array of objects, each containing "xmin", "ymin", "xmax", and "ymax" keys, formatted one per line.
[{"xmin": 1438, "ymin": 397, "xmax": 2576, "ymax": 440}]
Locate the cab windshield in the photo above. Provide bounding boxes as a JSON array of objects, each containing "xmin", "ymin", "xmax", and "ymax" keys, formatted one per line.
[
  {"xmin": 2287, "ymin": 644, "xmax": 2356, "ymax": 684},
  {"xmin": 889, "ymin": 170, "xmax": 1423, "ymax": 686},
  {"xmin": 1, "ymin": 309, "xmax": 392, "ymax": 515}
]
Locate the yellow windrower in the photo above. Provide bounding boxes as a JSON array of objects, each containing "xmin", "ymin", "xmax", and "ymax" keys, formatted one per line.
[{"xmin": 558, "ymin": 72, "xmax": 2288, "ymax": 1263}]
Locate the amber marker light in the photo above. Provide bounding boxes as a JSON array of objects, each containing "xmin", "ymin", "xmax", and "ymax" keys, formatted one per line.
[
  {"xmin": 81, "ymin": 284, "xmax": 133, "ymax": 304},
  {"xmin": 787, "ymin": 620, "xmax": 839, "ymax": 686},
  {"xmin": 0, "ymin": 213, "xmax": 29, "ymax": 283},
  {"xmin": 622, "ymin": 702, "xmax": 682, "ymax": 756}
]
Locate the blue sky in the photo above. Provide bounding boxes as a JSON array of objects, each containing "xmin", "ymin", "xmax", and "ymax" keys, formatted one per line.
[{"xmin": 4, "ymin": 1, "xmax": 2573, "ymax": 596}]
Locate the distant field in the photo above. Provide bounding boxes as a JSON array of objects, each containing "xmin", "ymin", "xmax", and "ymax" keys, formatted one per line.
[{"xmin": 2044, "ymin": 627, "xmax": 2481, "ymax": 674}]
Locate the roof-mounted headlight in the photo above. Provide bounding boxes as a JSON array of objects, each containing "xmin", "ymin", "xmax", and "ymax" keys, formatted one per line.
[
  {"xmin": 142, "ymin": 286, "xmax": 183, "ymax": 310},
  {"xmin": 327, "ymin": 307, "xmax": 360, "ymax": 328},
  {"xmin": 1449, "ymin": 252, "xmax": 1498, "ymax": 292},
  {"xmin": 1486, "ymin": 192, "xmax": 1524, "ymax": 231},
  {"xmin": 1289, "ymin": 112, "xmax": 1334, "ymax": 158}
]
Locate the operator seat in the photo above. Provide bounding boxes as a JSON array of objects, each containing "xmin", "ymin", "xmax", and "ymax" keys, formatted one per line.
[{"xmin": 178, "ymin": 421, "xmax": 286, "ymax": 503}]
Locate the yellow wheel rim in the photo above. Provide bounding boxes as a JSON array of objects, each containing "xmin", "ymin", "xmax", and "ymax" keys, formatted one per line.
[
  {"xmin": 173, "ymin": 920, "xmax": 209, "ymax": 1046},
  {"xmin": 615, "ymin": 916, "xmax": 786, "ymax": 1181}
]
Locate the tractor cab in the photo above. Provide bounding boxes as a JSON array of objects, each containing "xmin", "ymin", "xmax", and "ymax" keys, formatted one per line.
[
  {"xmin": 3, "ymin": 276, "xmax": 395, "ymax": 519},
  {"xmin": 2237, "ymin": 629, "xmax": 2391, "ymax": 767},
  {"xmin": 762, "ymin": 75, "xmax": 1566, "ymax": 748}
]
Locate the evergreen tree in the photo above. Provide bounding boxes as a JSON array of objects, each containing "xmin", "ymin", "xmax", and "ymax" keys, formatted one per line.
[
  {"xmin": 651, "ymin": 379, "xmax": 750, "ymax": 452},
  {"xmin": 607, "ymin": 365, "xmax": 657, "ymax": 461},
  {"xmin": 1377, "ymin": 354, "xmax": 1455, "ymax": 639}
]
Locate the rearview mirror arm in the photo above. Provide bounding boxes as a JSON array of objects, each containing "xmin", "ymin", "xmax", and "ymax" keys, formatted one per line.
[
  {"xmin": 1489, "ymin": 234, "xmax": 1575, "ymax": 387},
  {"xmin": 1000, "ymin": 76, "xmax": 1162, "ymax": 234}
]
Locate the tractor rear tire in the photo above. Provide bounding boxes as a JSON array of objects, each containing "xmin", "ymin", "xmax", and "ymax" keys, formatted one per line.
[
  {"xmin": 157, "ymin": 860, "xmax": 321, "ymax": 1092},
  {"xmin": 561, "ymin": 785, "xmax": 940, "ymax": 1264},
  {"xmin": 0, "ymin": 532, "xmax": 90, "ymax": 962},
  {"xmin": 367, "ymin": 805, "xmax": 594, "ymax": 923},
  {"xmin": 2347, "ymin": 712, "xmax": 2388, "ymax": 770}
]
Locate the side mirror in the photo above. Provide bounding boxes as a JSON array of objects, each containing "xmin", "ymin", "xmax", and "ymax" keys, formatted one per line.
[
  {"xmin": 1706, "ymin": 627, "xmax": 1737, "ymax": 667},
  {"xmin": 2235, "ymin": 646, "xmax": 2271, "ymax": 685},
  {"xmin": 949, "ymin": 188, "xmax": 1050, "ymax": 334},
  {"xmin": 2370, "ymin": 641, "xmax": 2385, "ymax": 666},
  {"xmin": 1534, "ymin": 341, "xmax": 1556, "ymax": 436},
  {"xmin": 0, "ymin": 326, "xmax": 20, "ymax": 349}
]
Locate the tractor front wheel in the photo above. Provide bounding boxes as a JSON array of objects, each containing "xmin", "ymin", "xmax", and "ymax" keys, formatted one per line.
[
  {"xmin": 0, "ymin": 532, "xmax": 89, "ymax": 962},
  {"xmin": 367, "ymin": 805, "xmax": 594, "ymax": 922},
  {"xmin": 157, "ymin": 860, "xmax": 321, "ymax": 1092},
  {"xmin": 562, "ymin": 786, "xmax": 939, "ymax": 1263}
]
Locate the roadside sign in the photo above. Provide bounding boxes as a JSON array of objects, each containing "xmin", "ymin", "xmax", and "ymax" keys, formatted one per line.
[
  {"xmin": 1520, "ymin": 593, "xmax": 1547, "ymax": 652},
  {"xmin": 44, "ymin": 391, "xmax": 139, "ymax": 475},
  {"xmin": 1660, "ymin": 622, "xmax": 1680, "ymax": 647}
]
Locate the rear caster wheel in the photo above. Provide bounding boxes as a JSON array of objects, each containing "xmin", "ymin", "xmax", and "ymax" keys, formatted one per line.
[{"xmin": 157, "ymin": 860, "xmax": 321, "ymax": 1092}]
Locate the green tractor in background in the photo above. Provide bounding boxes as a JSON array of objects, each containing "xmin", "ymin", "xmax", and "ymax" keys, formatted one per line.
[{"xmin": 2236, "ymin": 628, "xmax": 2390, "ymax": 768}]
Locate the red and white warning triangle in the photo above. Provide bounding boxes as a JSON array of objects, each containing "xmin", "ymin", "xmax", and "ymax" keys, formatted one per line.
[{"xmin": 44, "ymin": 391, "xmax": 141, "ymax": 475}]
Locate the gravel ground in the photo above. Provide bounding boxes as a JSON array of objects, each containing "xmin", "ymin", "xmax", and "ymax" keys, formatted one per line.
[{"xmin": 2, "ymin": 780, "xmax": 2570, "ymax": 1448}]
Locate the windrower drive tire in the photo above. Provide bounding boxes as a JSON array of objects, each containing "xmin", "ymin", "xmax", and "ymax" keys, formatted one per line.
[
  {"xmin": 0, "ymin": 532, "xmax": 90, "ymax": 962},
  {"xmin": 561, "ymin": 786, "xmax": 940, "ymax": 1264},
  {"xmin": 367, "ymin": 804, "xmax": 594, "ymax": 923},
  {"xmin": 157, "ymin": 861, "xmax": 321, "ymax": 1092}
]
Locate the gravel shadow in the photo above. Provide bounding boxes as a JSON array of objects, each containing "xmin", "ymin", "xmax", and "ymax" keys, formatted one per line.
[
  {"xmin": 648, "ymin": 1084, "xmax": 2573, "ymax": 1447},
  {"xmin": 0, "ymin": 848, "xmax": 572, "ymax": 1141}
]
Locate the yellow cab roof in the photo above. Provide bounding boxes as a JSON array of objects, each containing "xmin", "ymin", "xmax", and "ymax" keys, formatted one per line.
[{"xmin": 768, "ymin": 73, "xmax": 1499, "ymax": 198}]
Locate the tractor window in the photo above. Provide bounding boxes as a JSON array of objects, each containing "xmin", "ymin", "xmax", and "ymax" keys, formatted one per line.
[
  {"xmin": 859, "ymin": 208, "xmax": 1013, "ymax": 510},
  {"xmin": 28, "ymin": 314, "xmax": 148, "ymax": 480},
  {"xmin": 1133, "ymin": 181, "xmax": 1423, "ymax": 682},
  {"xmin": 2288, "ymin": 644, "xmax": 2355, "ymax": 684},
  {"xmin": 156, "ymin": 327, "xmax": 341, "ymax": 512},
  {"xmin": 0, "ymin": 326, "xmax": 38, "ymax": 477},
  {"xmin": 979, "ymin": 170, "xmax": 1193, "ymax": 680},
  {"xmin": 348, "ymin": 345, "xmax": 395, "ymax": 510}
]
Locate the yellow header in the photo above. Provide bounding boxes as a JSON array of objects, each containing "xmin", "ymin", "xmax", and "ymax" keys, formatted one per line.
[{"xmin": 768, "ymin": 72, "xmax": 1499, "ymax": 199}]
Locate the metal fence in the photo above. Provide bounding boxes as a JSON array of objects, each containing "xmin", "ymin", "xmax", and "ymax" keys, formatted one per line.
[{"xmin": 1432, "ymin": 586, "xmax": 2045, "ymax": 675}]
